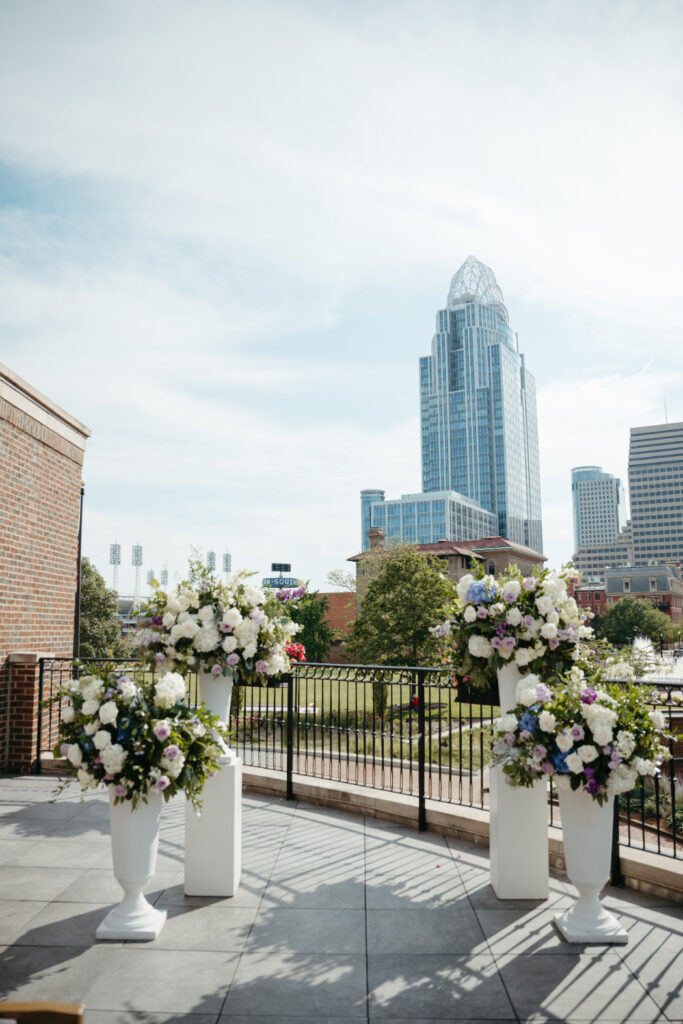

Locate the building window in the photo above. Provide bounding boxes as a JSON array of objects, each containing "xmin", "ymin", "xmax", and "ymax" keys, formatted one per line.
[
  {"xmin": 650, "ymin": 578, "xmax": 657, "ymax": 591},
  {"xmin": 623, "ymin": 580, "xmax": 630, "ymax": 593}
]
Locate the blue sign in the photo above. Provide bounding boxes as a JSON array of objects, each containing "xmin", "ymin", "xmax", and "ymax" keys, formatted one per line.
[{"xmin": 262, "ymin": 576, "xmax": 299, "ymax": 589}]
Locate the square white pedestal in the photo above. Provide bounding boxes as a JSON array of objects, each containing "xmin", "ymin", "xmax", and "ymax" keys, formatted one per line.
[
  {"xmin": 489, "ymin": 767, "xmax": 549, "ymax": 900},
  {"xmin": 185, "ymin": 755, "xmax": 242, "ymax": 897}
]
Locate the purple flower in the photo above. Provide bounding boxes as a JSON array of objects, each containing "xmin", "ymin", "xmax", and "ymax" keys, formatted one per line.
[
  {"xmin": 533, "ymin": 744, "xmax": 547, "ymax": 759},
  {"xmin": 520, "ymin": 729, "xmax": 532, "ymax": 740},
  {"xmin": 220, "ymin": 622, "xmax": 233, "ymax": 633},
  {"xmin": 541, "ymin": 761, "xmax": 554, "ymax": 775},
  {"xmin": 501, "ymin": 636, "xmax": 516, "ymax": 650},
  {"xmin": 117, "ymin": 676, "xmax": 131, "ymax": 687},
  {"xmin": 155, "ymin": 776, "xmax": 170, "ymax": 791},
  {"xmin": 255, "ymin": 660, "xmax": 269, "ymax": 673},
  {"xmin": 580, "ymin": 688, "xmax": 598, "ymax": 705},
  {"xmin": 504, "ymin": 732, "xmax": 516, "ymax": 745},
  {"xmin": 200, "ymin": 583, "xmax": 209, "ymax": 592},
  {"xmin": 164, "ymin": 744, "xmax": 180, "ymax": 761},
  {"xmin": 522, "ymin": 614, "xmax": 535, "ymax": 627},
  {"xmin": 226, "ymin": 653, "xmax": 240, "ymax": 666},
  {"xmin": 154, "ymin": 653, "xmax": 166, "ymax": 663},
  {"xmin": 250, "ymin": 608, "xmax": 266, "ymax": 624},
  {"xmin": 535, "ymin": 683, "xmax": 552, "ymax": 701},
  {"xmin": 523, "ymin": 577, "xmax": 537, "ymax": 591},
  {"xmin": 152, "ymin": 616, "xmax": 163, "ymax": 626},
  {"xmin": 490, "ymin": 637, "xmax": 502, "ymax": 649},
  {"xmin": 60, "ymin": 742, "xmax": 69, "ymax": 756},
  {"xmin": 570, "ymin": 724, "xmax": 585, "ymax": 741},
  {"xmin": 476, "ymin": 607, "xmax": 489, "ymax": 619},
  {"xmin": 548, "ymin": 638, "xmax": 560, "ymax": 650},
  {"xmin": 113, "ymin": 784, "xmax": 127, "ymax": 797},
  {"xmin": 211, "ymin": 664, "xmax": 223, "ymax": 676},
  {"xmin": 154, "ymin": 722, "xmax": 172, "ymax": 741}
]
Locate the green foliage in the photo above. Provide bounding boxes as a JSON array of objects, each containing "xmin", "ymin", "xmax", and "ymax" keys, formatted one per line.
[
  {"xmin": 288, "ymin": 588, "xmax": 334, "ymax": 662},
  {"xmin": 79, "ymin": 557, "xmax": 126, "ymax": 659},
  {"xmin": 348, "ymin": 546, "xmax": 454, "ymax": 666},
  {"xmin": 326, "ymin": 568, "xmax": 356, "ymax": 592},
  {"xmin": 596, "ymin": 597, "xmax": 674, "ymax": 647}
]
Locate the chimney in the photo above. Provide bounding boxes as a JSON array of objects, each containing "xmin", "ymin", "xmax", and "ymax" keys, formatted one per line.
[{"xmin": 368, "ymin": 527, "xmax": 386, "ymax": 551}]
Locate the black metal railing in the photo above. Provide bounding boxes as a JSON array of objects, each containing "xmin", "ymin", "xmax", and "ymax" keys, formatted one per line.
[{"xmin": 36, "ymin": 658, "xmax": 682, "ymax": 860}]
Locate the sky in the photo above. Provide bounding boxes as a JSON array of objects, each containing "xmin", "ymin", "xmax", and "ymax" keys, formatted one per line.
[{"xmin": 1, "ymin": 0, "xmax": 682, "ymax": 595}]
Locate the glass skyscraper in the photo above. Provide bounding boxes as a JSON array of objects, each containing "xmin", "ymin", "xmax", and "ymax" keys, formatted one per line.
[
  {"xmin": 361, "ymin": 257, "xmax": 543, "ymax": 552},
  {"xmin": 628, "ymin": 422, "xmax": 683, "ymax": 565},
  {"xmin": 419, "ymin": 256, "xmax": 542, "ymax": 552}
]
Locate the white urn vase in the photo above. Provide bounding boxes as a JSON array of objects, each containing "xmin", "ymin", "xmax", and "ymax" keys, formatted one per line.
[
  {"xmin": 489, "ymin": 663, "xmax": 549, "ymax": 900},
  {"xmin": 197, "ymin": 669, "xmax": 235, "ymax": 764},
  {"xmin": 554, "ymin": 786, "xmax": 627, "ymax": 944},
  {"xmin": 96, "ymin": 789, "xmax": 167, "ymax": 941}
]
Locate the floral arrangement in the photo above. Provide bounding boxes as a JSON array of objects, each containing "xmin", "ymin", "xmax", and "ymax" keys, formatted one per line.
[
  {"xmin": 491, "ymin": 666, "xmax": 670, "ymax": 804},
  {"xmin": 133, "ymin": 565, "xmax": 299, "ymax": 683},
  {"xmin": 50, "ymin": 670, "xmax": 225, "ymax": 809},
  {"xmin": 432, "ymin": 564, "xmax": 593, "ymax": 689}
]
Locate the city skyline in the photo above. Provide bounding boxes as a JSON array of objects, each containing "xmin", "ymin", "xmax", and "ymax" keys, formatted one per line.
[{"xmin": 1, "ymin": 2, "xmax": 681, "ymax": 592}]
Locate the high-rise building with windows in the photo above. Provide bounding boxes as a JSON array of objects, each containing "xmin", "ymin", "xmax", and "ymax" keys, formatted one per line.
[
  {"xmin": 628, "ymin": 422, "xmax": 683, "ymax": 566},
  {"xmin": 571, "ymin": 466, "xmax": 626, "ymax": 550},
  {"xmin": 361, "ymin": 256, "xmax": 543, "ymax": 552}
]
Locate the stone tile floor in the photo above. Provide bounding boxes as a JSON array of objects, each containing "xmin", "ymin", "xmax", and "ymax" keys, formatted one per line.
[{"xmin": 0, "ymin": 774, "xmax": 681, "ymax": 1023}]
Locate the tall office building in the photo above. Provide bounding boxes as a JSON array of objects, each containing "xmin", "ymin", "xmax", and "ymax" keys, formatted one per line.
[
  {"xmin": 571, "ymin": 466, "xmax": 626, "ymax": 550},
  {"xmin": 419, "ymin": 256, "xmax": 542, "ymax": 551},
  {"xmin": 628, "ymin": 422, "xmax": 683, "ymax": 566},
  {"xmin": 362, "ymin": 257, "xmax": 543, "ymax": 552}
]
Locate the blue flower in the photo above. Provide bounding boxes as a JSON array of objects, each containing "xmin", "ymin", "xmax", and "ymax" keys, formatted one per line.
[
  {"xmin": 552, "ymin": 751, "xmax": 570, "ymax": 774},
  {"xmin": 466, "ymin": 581, "xmax": 493, "ymax": 605},
  {"xmin": 519, "ymin": 711, "xmax": 538, "ymax": 734}
]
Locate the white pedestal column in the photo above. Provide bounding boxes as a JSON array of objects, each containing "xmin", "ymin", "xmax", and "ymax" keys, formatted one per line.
[
  {"xmin": 554, "ymin": 788, "xmax": 627, "ymax": 944},
  {"xmin": 184, "ymin": 670, "xmax": 242, "ymax": 897},
  {"xmin": 489, "ymin": 663, "xmax": 549, "ymax": 900}
]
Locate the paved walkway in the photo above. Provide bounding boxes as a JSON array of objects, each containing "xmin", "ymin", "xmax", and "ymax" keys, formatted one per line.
[{"xmin": 0, "ymin": 774, "xmax": 681, "ymax": 1023}]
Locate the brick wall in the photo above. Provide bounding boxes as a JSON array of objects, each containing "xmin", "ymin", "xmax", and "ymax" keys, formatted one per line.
[{"xmin": 0, "ymin": 365, "xmax": 90, "ymax": 771}]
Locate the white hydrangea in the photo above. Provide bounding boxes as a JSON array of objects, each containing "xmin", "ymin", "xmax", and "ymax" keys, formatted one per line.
[
  {"xmin": 614, "ymin": 731, "xmax": 636, "ymax": 758},
  {"xmin": 468, "ymin": 635, "xmax": 493, "ymax": 659},
  {"xmin": 634, "ymin": 757, "xmax": 657, "ymax": 777},
  {"xmin": 161, "ymin": 751, "xmax": 186, "ymax": 778},
  {"xmin": 263, "ymin": 650, "xmax": 289, "ymax": 675},
  {"xmin": 489, "ymin": 603, "xmax": 505, "ymax": 616},
  {"xmin": 101, "ymin": 743, "xmax": 127, "ymax": 775},
  {"xmin": 162, "ymin": 611, "xmax": 176, "ymax": 628},
  {"xmin": 565, "ymin": 752, "xmax": 584, "ymax": 773},
  {"xmin": 61, "ymin": 705, "xmax": 74, "ymax": 724},
  {"xmin": 496, "ymin": 713, "xmax": 518, "ymax": 732},
  {"xmin": 222, "ymin": 607, "xmax": 243, "ymax": 629},
  {"xmin": 222, "ymin": 636, "xmax": 238, "ymax": 654},
  {"xmin": 649, "ymin": 710, "xmax": 666, "ymax": 731},
  {"xmin": 539, "ymin": 710, "xmax": 557, "ymax": 732},
  {"xmin": 515, "ymin": 646, "xmax": 535, "ymax": 667},
  {"xmin": 81, "ymin": 699, "xmax": 100, "ymax": 717},
  {"xmin": 197, "ymin": 605, "xmax": 215, "ymax": 624},
  {"xmin": 242, "ymin": 584, "xmax": 266, "ymax": 608},
  {"xmin": 535, "ymin": 595, "xmax": 554, "ymax": 616},
  {"xmin": 117, "ymin": 679, "xmax": 137, "ymax": 702},
  {"xmin": 154, "ymin": 672, "xmax": 187, "ymax": 709},
  {"xmin": 76, "ymin": 767, "xmax": 98, "ymax": 790},
  {"xmin": 84, "ymin": 721, "xmax": 98, "ymax": 736},
  {"xmin": 578, "ymin": 744, "xmax": 599, "ymax": 763},
  {"xmin": 194, "ymin": 625, "xmax": 221, "ymax": 652},
  {"xmin": 81, "ymin": 679, "xmax": 104, "ymax": 702},
  {"xmin": 540, "ymin": 622, "xmax": 558, "ymax": 640},
  {"xmin": 608, "ymin": 764, "xmax": 638, "ymax": 795},
  {"xmin": 463, "ymin": 605, "xmax": 477, "ymax": 623},
  {"xmin": 592, "ymin": 724, "xmax": 613, "ymax": 746}
]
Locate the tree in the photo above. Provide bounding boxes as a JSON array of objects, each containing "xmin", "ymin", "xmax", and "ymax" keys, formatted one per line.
[
  {"xmin": 79, "ymin": 557, "xmax": 126, "ymax": 659},
  {"xmin": 288, "ymin": 588, "xmax": 334, "ymax": 662},
  {"xmin": 596, "ymin": 597, "xmax": 674, "ymax": 647},
  {"xmin": 326, "ymin": 568, "xmax": 356, "ymax": 592},
  {"xmin": 348, "ymin": 546, "xmax": 454, "ymax": 667}
]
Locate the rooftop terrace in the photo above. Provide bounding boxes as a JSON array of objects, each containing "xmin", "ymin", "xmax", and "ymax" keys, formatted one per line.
[{"xmin": 1, "ymin": 775, "xmax": 682, "ymax": 1023}]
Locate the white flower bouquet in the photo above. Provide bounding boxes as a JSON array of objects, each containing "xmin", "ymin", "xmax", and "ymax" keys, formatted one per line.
[
  {"xmin": 491, "ymin": 666, "xmax": 670, "ymax": 804},
  {"xmin": 432, "ymin": 564, "xmax": 593, "ymax": 689},
  {"xmin": 134, "ymin": 564, "xmax": 298, "ymax": 684},
  {"xmin": 49, "ymin": 670, "xmax": 224, "ymax": 809}
]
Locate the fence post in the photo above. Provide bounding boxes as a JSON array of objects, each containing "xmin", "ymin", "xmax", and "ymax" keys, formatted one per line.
[
  {"xmin": 417, "ymin": 668, "xmax": 426, "ymax": 831},
  {"xmin": 285, "ymin": 672, "xmax": 294, "ymax": 801},
  {"xmin": 35, "ymin": 657, "xmax": 45, "ymax": 775},
  {"xmin": 610, "ymin": 796, "xmax": 624, "ymax": 886}
]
